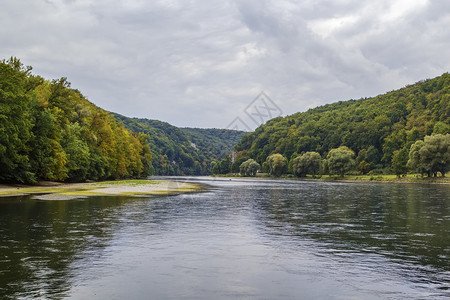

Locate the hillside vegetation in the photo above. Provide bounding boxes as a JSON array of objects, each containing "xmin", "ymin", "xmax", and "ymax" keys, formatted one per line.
[
  {"xmin": 234, "ymin": 73, "xmax": 450, "ymax": 175},
  {"xmin": 2, "ymin": 56, "xmax": 447, "ymax": 182},
  {"xmin": 113, "ymin": 114, "xmax": 245, "ymax": 175},
  {"xmin": 0, "ymin": 58, "xmax": 245, "ymax": 182},
  {"xmin": 0, "ymin": 58, "xmax": 152, "ymax": 183}
]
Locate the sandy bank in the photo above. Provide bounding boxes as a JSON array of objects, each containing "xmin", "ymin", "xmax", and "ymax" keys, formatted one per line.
[{"xmin": 0, "ymin": 180, "xmax": 203, "ymax": 200}]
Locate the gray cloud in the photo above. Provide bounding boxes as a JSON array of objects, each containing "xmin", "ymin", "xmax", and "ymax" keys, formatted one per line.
[{"xmin": 1, "ymin": 0, "xmax": 448, "ymax": 129}]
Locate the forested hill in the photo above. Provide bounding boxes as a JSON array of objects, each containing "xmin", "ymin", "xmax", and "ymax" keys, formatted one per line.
[
  {"xmin": 113, "ymin": 114, "xmax": 246, "ymax": 175},
  {"xmin": 0, "ymin": 57, "xmax": 246, "ymax": 182},
  {"xmin": 0, "ymin": 58, "xmax": 152, "ymax": 183},
  {"xmin": 234, "ymin": 73, "xmax": 449, "ymax": 173}
]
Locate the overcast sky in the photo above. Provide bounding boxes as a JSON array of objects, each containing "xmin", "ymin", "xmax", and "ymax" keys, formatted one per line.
[{"xmin": 1, "ymin": 0, "xmax": 449, "ymax": 130}]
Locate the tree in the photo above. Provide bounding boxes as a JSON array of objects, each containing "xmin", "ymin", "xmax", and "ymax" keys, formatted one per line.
[
  {"xmin": 288, "ymin": 152, "xmax": 299, "ymax": 174},
  {"xmin": 325, "ymin": 146, "xmax": 355, "ymax": 176},
  {"xmin": 231, "ymin": 155, "xmax": 250, "ymax": 173},
  {"xmin": 356, "ymin": 146, "xmax": 380, "ymax": 174},
  {"xmin": 137, "ymin": 133, "xmax": 153, "ymax": 177},
  {"xmin": 391, "ymin": 147, "xmax": 409, "ymax": 177},
  {"xmin": 407, "ymin": 134, "xmax": 450, "ymax": 177},
  {"xmin": 433, "ymin": 122, "xmax": 450, "ymax": 135},
  {"xmin": 407, "ymin": 140, "xmax": 426, "ymax": 176},
  {"xmin": 61, "ymin": 123, "xmax": 91, "ymax": 182},
  {"xmin": 239, "ymin": 159, "xmax": 260, "ymax": 176},
  {"xmin": 419, "ymin": 134, "xmax": 450, "ymax": 177},
  {"xmin": 292, "ymin": 152, "xmax": 322, "ymax": 177},
  {"xmin": 212, "ymin": 156, "xmax": 231, "ymax": 174},
  {"xmin": 266, "ymin": 154, "xmax": 287, "ymax": 177},
  {"xmin": 0, "ymin": 58, "xmax": 35, "ymax": 183},
  {"xmin": 29, "ymin": 107, "xmax": 67, "ymax": 181}
]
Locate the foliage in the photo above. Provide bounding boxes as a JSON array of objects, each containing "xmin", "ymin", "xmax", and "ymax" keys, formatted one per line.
[
  {"xmin": 0, "ymin": 58, "xmax": 35, "ymax": 183},
  {"xmin": 0, "ymin": 58, "xmax": 152, "ymax": 183},
  {"xmin": 407, "ymin": 134, "xmax": 450, "ymax": 177},
  {"xmin": 265, "ymin": 153, "xmax": 287, "ymax": 177},
  {"xmin": 407, "ymin": 140, "xmax": 426, "ymax": 176},
  {"xmin": 231, "ymin": 155, "xmax": 250, "ymax": 173},
  {"xmin": 325, "ymin": 146, "xmax": 356, "ymax": 176},
  {"xmin": 239, "ymin": 159, "xmax": 260, "ymax": 176},
  {"xmin": 113, "ymin": 114, "xmax": 245, "ymax": 175},
  {"xmin": 234, "ymin": 73, "xmax": 450, "ymax": 174},
  {"xmin": 355, "ymin": 146, "xmax": 380, "ymax": 174},
  {"xmin": 292, "ymin": 152, "xmax": 322, "ymax": 177},
  {"xmin": 212, "ymin": 156, "xmax": 232, "ymax": 175},
  {"xmin": 391, "ymin": 147, "xmax": 409, "ymax": 177}
]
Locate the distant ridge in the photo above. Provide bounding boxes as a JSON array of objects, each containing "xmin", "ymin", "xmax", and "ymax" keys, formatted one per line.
[{"xmin": 113, "ymin": 114, "xmax": 246, "ymax": 175}]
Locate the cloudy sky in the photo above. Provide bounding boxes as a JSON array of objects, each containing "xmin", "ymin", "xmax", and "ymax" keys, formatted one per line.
[{"xmin": 1, "ymin": 0, "xmax": 449, "ymax": 130}]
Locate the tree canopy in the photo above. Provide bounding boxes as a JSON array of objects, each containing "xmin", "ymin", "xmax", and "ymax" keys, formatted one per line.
[
  {"xmin": 239, "ymin": 159, "xmax": 260, "ymax": 177},
  {"xmin": 292, "ymin": 152, "xmax": 322, "ymax": 177},
  {"xmin": 234, "ymin": 73, "xmax": 450, "ymax": 175},
  {"xmin": 407, "ymin": 134, "xmax": 450, "ymax": 177},
  {"xmin": 325, "ymin": 146, "xmax": 356, "ymax": 176},
  {"xmin": 0, "ymin": 58, "xmax": 151, "ymax": 183},
  {"xmin": 113, "ymin": 114, "xmax": 246, "ymax": 175},
  {"xmin": 265, "ymin": 154, "xmax": 287, "ymax": 177}
]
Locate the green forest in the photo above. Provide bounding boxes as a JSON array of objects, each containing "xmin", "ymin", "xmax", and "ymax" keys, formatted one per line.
[
  {"xmin": 0, "ymin": 58, "xmax": 153, "ymax": 183},
  {"xmin": 231, "ymin": 72, "xmax": 449, "ymax": 178},
  {"xmin": 0, "ymin": 58, "xmax": 245, "ymax": 183},
  {"xmin": 1, "ymin": 57, "xmax": 449, "ymax": 183},
  {"xmin": 113, "ymin": 114, "xmax": 245, "ymax": 175}
]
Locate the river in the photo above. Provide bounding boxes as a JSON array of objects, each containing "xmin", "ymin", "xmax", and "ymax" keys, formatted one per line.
[{"xmin": 0, "ymin": 177, "xmax": 449, "ymax": 299}]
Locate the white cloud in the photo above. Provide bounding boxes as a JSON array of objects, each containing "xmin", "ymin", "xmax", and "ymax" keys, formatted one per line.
[{"xmin": 1, "ymin": 0, "xmax": 449, "ymax": 129}]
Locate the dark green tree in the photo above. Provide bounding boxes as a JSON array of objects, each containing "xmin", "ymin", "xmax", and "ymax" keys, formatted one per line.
[
  {"xmin": 212, "ymin": 156, "xmax": 232, "ymax": 174},
  {"xmin": 391, "ymin": 147, "xmax": 409, "ymax": 177},
  {"xmin": 0, "ymin": 58, "xmax": 35, "ymax": 183}
]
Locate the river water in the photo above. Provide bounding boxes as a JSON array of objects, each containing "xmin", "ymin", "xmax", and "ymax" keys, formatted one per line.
[{"xmin": 0, "ymin": 177, "xmax": 449, "ymax": 299}]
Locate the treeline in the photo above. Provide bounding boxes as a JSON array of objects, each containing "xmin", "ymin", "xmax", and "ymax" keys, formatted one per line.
[
  {"xmin": 230, "ymin": 133, "xmax": 448, "ymax": 178},
  {"xmin": 113, "ymin": 114, "xmax": 246, "ymax": 175},
  {"xmin": 0, "ymin": 58, "xmax": 152, "ymax": 183},
  {"xmin": 231, "ymin": 72, "xmax": 450, "ymax": 177}
]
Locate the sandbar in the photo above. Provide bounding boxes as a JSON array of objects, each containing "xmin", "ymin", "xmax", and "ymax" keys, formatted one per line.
[{"xmin": 0, "ymin": 179, "xmax": 203, "ymax": 200}]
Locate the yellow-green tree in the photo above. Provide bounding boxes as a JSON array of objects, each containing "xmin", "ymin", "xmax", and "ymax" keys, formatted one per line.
[
  {"xmin": 325, "ymin": 146, "xmax": 355, "ymax": 176},
  {"xmin": 265, "ymin": 153, "xmax": 287, "ymax": 177}
]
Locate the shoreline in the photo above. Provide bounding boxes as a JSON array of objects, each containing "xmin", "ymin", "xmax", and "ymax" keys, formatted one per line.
[
  {"xmin": 211, "ymin": 174, "xmax": 450, "ymax": 185},
  {"xmin": 0, "ymin": 179, "xmax": 204, "ymax": 200}
]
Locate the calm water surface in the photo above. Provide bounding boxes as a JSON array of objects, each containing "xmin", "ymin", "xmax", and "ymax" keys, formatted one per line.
[{"xmin": 0, "ymin": 177, "xmax": 449, "ymax": 299}]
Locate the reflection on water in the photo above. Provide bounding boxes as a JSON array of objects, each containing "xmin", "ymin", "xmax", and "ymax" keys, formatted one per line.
[{"xmin": 0, "ymin": 178, "xmax": 449, "ymax": 299}]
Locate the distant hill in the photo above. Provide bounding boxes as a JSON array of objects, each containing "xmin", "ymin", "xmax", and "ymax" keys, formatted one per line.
[
  {"xmin": 113, "ymin": 114, "xmax": 246, "ymax": 175},
  {"xmin": 234, "ymin": 73, "xmax": 449, "ymax": 173}
]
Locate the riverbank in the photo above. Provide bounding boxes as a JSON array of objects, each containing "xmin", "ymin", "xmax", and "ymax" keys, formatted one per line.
[
  {"xmin": 212, "ymin": 173, "xmax": 450, "ymax": 184},
  {"xmin": 307, "ymin": 174, "xmax": 450, "ymax": 184},
  {"xmin": 0, "ymin": 179, "xmax": 203, "ymax": 200}
]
